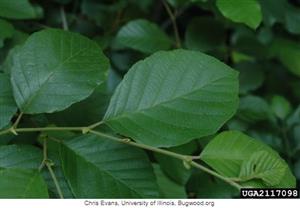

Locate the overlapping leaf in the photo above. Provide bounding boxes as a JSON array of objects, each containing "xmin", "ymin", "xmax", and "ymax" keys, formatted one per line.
[
  {"xmin": 104, "ymin": 49, "xmax": 239, "ymax": 147},
  {"xmin": 10, "ymin": 29, "xmax": 109, "ymax": 114},
  {"xmin": 239, "ymin": 150, "xmax": 287, "ymax": 186},
  {"xmin": 216, "ymin": 0, "xmax": 262, "ymax": 29},
  {"xmin": 0, "ymin": 169, "xmax": 48, "ymax": 198},
  {"xmin": 0, "ymin": 144, "xmax": 42, "ymax": 169},
  {"xmin": 60, "ymin": 134, "xmax": 159, "ymax": 198},
  {"xmin": 0, "ymin": 0, "xmax": 43, "ymax": 20},
  {"xmin": 0, "ymin": 74, "xmax": 17, "ymax": 129},
  {"xmin": 115, "ymin": 19, "xmax": 172, "ymax": 53},
  {"xmin": 201, "ymin": 131, "xmax": 296, "ymax": 188}
]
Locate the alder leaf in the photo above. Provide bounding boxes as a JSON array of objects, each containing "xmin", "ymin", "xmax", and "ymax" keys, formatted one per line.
[
  {"xmin": 104, "ymin": 49, "xmax": 239, "ymax": 147},
  {"xmin": 10, "ymin": 29, "xmax": 109, "ymax": 114},
  {"xmin": 201, "ymin": 131, "xmax": 296, "ymax": 188},
  {"xmin": 239, "ymin": 150, "xmax": 287, "ymax": 186},
  {"xmin": 115, "ymin": 19, "xmax": 172, "ymax": 53},
  {"xmin": 60, "ymin": 134, "xmax": 159, "ymax": 198},
  {"xmin": 0, "ymin": 169, "xmax": 48, "ymax": 198},
  {"xmin": 216, "ymin": 0, "xmax": 262, "ymax": 29},
  {"xmin": 0, "ymin": 74, "xmax": 17, "ymax": 129},
  {"xmin": 270, "ymin": 95, "xmax": 292, "ymax": 120},
  {"xmin": 0, "ymin": 0, "xmax": 43, "ymax": 20},
  {"xmin": 0, "ymin": 144, "xmax": 42, "ymax": 169}
]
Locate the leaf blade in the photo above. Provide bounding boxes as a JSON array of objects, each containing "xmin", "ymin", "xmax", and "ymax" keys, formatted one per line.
[
  {"xmin": 60, "ymin": 134, "xmax": 159, "ymax": 198},
  {"xmin": 200, "ymin": 131, "xmax": 296, "ymax": 188},
  {"xmin": 0, "ymin": 0, "xmax": 43, "ymax": 20},
  {"xmin": 115, "ymin": 19, "xmax": 172, "ymax": 53},
  {"xmin": 0, "ymin": 74, "xmax": 17, "ymax": 129},
  {"xmin": 217, "ymin": 0, "xmax": 262, "ymax": 29},
  {"xmin": 10, "ymin": 29, "xmax": 109, "ymax": 114},
  {"xmin": 0, "ymin": 169, "xmax": 48, "ymax": 198},
  {"xmin": 104, "ymin": 49, "xmax": 239, "ymax": 147}
]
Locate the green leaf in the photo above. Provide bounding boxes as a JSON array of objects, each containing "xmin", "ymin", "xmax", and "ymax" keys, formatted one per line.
[
  {"xmin": 115, "ymin": 19, "xmax": 172, "ymax": 53},
  {"xmin": 60, "ymin": 134, "xmax": 159, "ymax": 198},
  {"xmin": 201, "ymin": 131, "xmax": 296, "ymax": 188},
  {"xmin": 0, "ymin": 169, "xmax": 48, "ymax": 198},
  {"xmin": 185, "ymin": 17, "xmax": 225, "ymax": 52},
  {"xmin": 104, "ymin": 49, "xmax": 239, "ymax": 147},
  {"xmin": 0, "ymin": 145, "xmax": 42, "ymax": 169},
  {"xmin": 239, "ymin": 150, "xmax": 287, "ymax": 186},
  {"xmin": 153, "ymin": 164, "xmax": 187, "ymax": 198},
  {"xmin": 0, "ymin": 19, "xmax": 14, "ymax": 48},
  {"xmin": 0, "ymin": 0, "xmax": 43, "ymax": 20},
  {"xmin": 270, "ymin": 38, "xmax": 300, "ymax": 77},
  {"xmin": 232, "ymin": 51, "xmax": 254, "ymax": 64},
  {"xmin": 271, "ymin": 95, "xmax": 291, "ymax": 120},
  {"xmin": 10, "ymin": 29, "xmax": 109, "ymax": 114},
  {"xmin": 0, "ymin": 74, "xmax": 17, "ymax": 129},
  {"xmin": 216, "ymin": 0, "xmax": 262, "ymax": 29},
  {"xmin": 238, "ymin": 95, "xmax": 271, "ymax": 123},
  {"xmin": 1, "ymin": 46, "xmax": 22, "ymax": 74}
]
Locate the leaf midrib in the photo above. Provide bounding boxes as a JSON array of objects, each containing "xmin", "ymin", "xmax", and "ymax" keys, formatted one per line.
[{"xmin": 105, "ymin": 73, "xmax": 236, "ymax": 122}]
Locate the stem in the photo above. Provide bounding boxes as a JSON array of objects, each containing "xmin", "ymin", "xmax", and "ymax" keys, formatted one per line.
[
  {"xmin": 87, "ymin": 121, "xmax": 104, "ymax": 130},
  {"xmin": 15, "ymin": 126, "xmax": 83, "ymax": 133},
  {"xmin": 190, "ymin": 161, "xmax": 243, "ymax": 190},
  {"xmin": 46, "ymin": 162, "xmax": 64, "ymax": 199},
  {"xmin": 60, "ymin": 6, "xmax": 69, "ymax": 31},
  {"xmin": 39, "ymin": 138, "xmax": 48, "ymax": 171},
  {"xmin": 0, "ymin": 123, "xmax": 242, "ymax": 190},
  {"xmin": 162, "ymin": 0, "xmax": 181, "ymax": 48},
  {"xmin": 13, "ymin": 112, "xmax": 23, "ymax": 128},
  {"xmin": 38, "ymin": 136, "xmax": 64, "ymax": 198},
  {"xmin": 90, "ymin": 130, "xmax": 186, "ymax": 160},
  {"xmin": 90, "ymin": 130, "xmax": 242, "ymax": 190},
  {"xmin": 0, "ymin": 128, "xmax": 11, "ymax": 136}
]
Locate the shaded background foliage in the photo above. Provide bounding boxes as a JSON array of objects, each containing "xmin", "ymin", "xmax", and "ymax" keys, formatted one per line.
[{"xmin": 0, "ymin": 0, "xmax": 300, "ymax": 198}]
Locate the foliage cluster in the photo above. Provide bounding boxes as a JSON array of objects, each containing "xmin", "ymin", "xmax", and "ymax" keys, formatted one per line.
[{"xmin": 0, "ymin": 0, "xmax": 300, "ymax": 198}]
